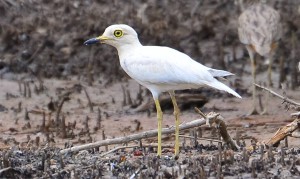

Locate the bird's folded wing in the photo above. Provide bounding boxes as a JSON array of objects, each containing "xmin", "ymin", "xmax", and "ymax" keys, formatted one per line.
[{"xmin": 121, "ymin": 46, "xmax": 216, "ymax": 85}]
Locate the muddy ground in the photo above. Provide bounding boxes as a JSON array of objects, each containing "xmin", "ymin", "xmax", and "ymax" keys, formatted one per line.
[{"xmin": 0, "ymin": 0, "xmax": 300, "ymax": 178}]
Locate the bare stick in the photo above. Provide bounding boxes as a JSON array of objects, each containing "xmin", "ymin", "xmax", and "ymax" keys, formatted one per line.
[
  {"xmin": 100, "ymin": 143, "xmax": 175, "ymax": 157},
  {"xmin": 194, "ymin": 107, "xmax": 240, "ymax": 151},
  {"xmin": 56, "ymin": 96, "xmax": 69, "ymax": 129},
  {"xmin": 102, "ymin": 130, "xmax": 108, "ymax": 152},
  {"xmin": 0, "ymin": 167, "xmax": 12, "ymax": 175},
  {"xmin": 121, "ymin": 85, "xmax": 126, "ymax": 106},
  {"xmin": 60, "ymin": 117, "xmax": 207, "ymax": 154},
  {"xmin": 83, "ymin": 87, "xmax": 93, "ymax": 112},
  {"xmin": 97, "ymin": 107, "xmax": 101, "ymax": 129},
  {"xmin": 266, "ymin": 118, "xmax": 300, "ymax": 146},
  {"xmin": 61, "ymin": 115, "xmax": 67, "ymax": 138},
  {"xmin": 254, "ymin": 83, "xmax": 300, "ymax": 106},
  {"xmin": 27, "ymin": 42, "xmax": 46, "ymax": 64},
  {"xmin": 23, "ymin": 82, "xmax": 27, "ymax": 97},
  {"xmin": 27, "ymin": 82, "xmax": 31, "ymax": 98},
  {"xmin": 176, "ymin": 134, "xmax": 223, "ymax": 143},
  {"xmin": 291, "ymin": 130, "xmax": 300, "ymax": 138},
  {"xmin": 291, "ymin": 112, "xmax": 300, "ymax": 117},
  {"xmin": 18, "ymin": 81, "xmax": 22, "ymax": 94},
  {"xmin": 41, "ymin": 111, "xmax": 46, "ymax": 132},
  {"xmin": 100, "ymin": 145, "xmax": 139, "ymax": 157},
  {"xmin": 126, "ymin": 90, "xmax": 133, "ymax": 105},
  {"xmin": 87, "ymin": 47, "xmax": 94, "ymax": 86}
]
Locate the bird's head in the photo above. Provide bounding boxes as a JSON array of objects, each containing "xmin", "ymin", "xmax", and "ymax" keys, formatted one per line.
[{"xmin": 84, "ymin": 24, "xmax": 141, "ymax": 49}]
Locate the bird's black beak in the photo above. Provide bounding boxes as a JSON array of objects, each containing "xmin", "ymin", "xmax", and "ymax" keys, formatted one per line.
[
  {"xmin": 84, "ymin": 35, "xmax": 110, "ymax": 45},
  {"xmin": 84, "ymin": 37, "xmax": 100, "ymax": 45}
]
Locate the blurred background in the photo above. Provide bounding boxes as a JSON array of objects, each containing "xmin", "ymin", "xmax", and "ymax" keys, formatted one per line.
[{"xmin": 0, "ymin": 0, "xmax": 299, "ymax": 90}]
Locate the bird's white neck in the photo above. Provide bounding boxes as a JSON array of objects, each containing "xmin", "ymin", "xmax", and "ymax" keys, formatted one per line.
[{"xmin": 116, "ymin": 42, "xmax": 142, "ymax": 58}]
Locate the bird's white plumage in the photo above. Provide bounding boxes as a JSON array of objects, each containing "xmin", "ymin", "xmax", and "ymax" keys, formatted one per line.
[
  {"xmin": 98, "ymin": 24, "xmax": 241, "ymax": 99},
  {"xmin": 119, "ymin": 45, "xmax": 240, "ymax": 98},
  {"xmin": 85, "ymin": 24, "xmax": 241, "ymax": 156}
]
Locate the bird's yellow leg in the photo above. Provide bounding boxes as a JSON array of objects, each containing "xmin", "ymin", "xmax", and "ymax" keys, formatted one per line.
[
  {"xmin": 169, "ymin": 91, "xmax": 180, "ymax": 156},
  {"xmin": 154, "ymin": 99, "xmax": 163, "ymax": 157}
]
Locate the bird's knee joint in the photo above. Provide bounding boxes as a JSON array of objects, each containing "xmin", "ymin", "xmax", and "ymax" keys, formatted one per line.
[{"xmin": 173, "ymin": 110, "xmax": 180, "ymax": 117}]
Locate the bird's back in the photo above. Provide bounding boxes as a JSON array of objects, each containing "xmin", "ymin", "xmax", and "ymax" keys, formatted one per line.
[
  {"xmin": 119, "ymin": 46, "xmax": 241, "ymax": 98},
  {"xmin": 119, "ymin": 46, "xmax": 214, "ymax": 87},
  {"xmin": 238, "ymin": 3, "xmax": 282, "ymax": 56}
]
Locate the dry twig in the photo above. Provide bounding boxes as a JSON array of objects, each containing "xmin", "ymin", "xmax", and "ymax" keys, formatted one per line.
[
  {"xmin": 255, "ymin": 83, "xmax": 300, "ymax": 142},
  {"xmin": 254, "ymin": 83, "xmax": 300, "ymax": 107},
  {"xmin": 60, "ymin": 117, "xmax": 208, "ymax": 154},
  {"xmin": 61, "ymin": 110, "xmax": 240, "ymax": 154},
  {"xmin": 194, "ymin": 107, "xmax": 240, "ymax": 151},
  {"xmin": 291, "ymin": 111, "xmax": 300, "ymax": 117},
  {"xmin": 100, "ymin": 143, "xmax": 175, "ymax": 157},
  {"xmin": 55, "ymin": 96, "xmax": 69, "ymax": 128},
  {"xmin": 176, "ymin": 134, "xmax": 223, "ymax": 143},
  {"xmin": 266, "ymin": 118, "xmax": 300, "ymax": 146},
  {"xmin": 83, "ymin": 87, "xmax": 93, "ymax": 112},
  {"xmin": 291, "ymin": 130, "xmax": 300, "ymax": 138},
  {"xmin": 0, "ymin": 167, "xmax": 12, "ymax": 176}
]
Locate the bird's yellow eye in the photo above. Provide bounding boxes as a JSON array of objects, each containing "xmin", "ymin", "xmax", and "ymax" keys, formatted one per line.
[{"xmin": 113, "ymin": 30, "xmax": 123, "ymax": 38}]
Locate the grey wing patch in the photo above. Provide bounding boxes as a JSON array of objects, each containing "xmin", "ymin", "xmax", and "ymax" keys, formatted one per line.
[{"xmin": 208, "ymin": 69, "xmax": 234, "ymax": 77}]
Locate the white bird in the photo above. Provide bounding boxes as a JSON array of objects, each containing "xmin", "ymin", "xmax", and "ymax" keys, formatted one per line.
[{"xmin": 84, "ymin": 24, "xmax": 241, "ymax": 157}]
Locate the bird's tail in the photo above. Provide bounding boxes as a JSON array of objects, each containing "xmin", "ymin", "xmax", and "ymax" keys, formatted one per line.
[
  {"xmin": 205, "ymin": 80, "xmax": 242, "ymax": 98},
  {"xmin": 207, "ymin": 69, "xmax": 234, "ymax": 77}
]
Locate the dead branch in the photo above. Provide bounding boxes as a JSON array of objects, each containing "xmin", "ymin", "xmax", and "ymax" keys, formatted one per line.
[
  {"xmin": 27, "ymin": 41, "xmax": 46, "ymax": 64},
  {"xmin": 100, "ymin": 143, "xmax": 175, "ymax": 157},
  {"xmin": 83, "ymin": 86, "xmax": 93, "ymax": 112},
  {"xmin": 194, "ymin": 107, "xmax": 240, "ymax": 151},
  {"xmin": 55, "ymin": 96, "xmax": 68, "ymax": 127},
  {"xmin": 291, "ymin": 130, "xmax": 300, "ymax": 138},
  {"xmin": 87, "ymin": 47, "xmax": 94, "ymax": 86},
  {"xmin": 266, "ymin": 118, "xmax": 300, "ymax": 146},
  {"xmin": 254, "ymin": 83, "xmax": 300, "ymax": 107},
  {"xmin": 0, "ymin": 167, "xmax": 12, "ymax": 176},
  {"xmin": 177, "ymin": 135, "xmax": 223, "ymax": 143},
  {"xmin": 100, "ymin": 145, "xmax": 139, "ymax": 157},
  {"xmin": 255, "ymin": 83, "xmax": 300, "ymax": 142},
  {"xmin": 291, "ymin": 111, "xmax": 300, "ymax": 117},
  {"xmin": 60, "ymin": 117, "xmax": 208, "ymax": 154}
]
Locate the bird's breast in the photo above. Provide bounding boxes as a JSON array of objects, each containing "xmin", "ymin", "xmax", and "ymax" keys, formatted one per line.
[{"xmin": 120, "ymin": 57, "xmax": 164, "ymax": 78}]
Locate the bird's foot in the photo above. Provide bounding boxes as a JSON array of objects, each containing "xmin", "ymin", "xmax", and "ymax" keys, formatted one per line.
[
  {"xmin": 174, "ymin": 146, "xmax": 180, "ymax": 157},
  {"xmin": 156, "ymin": 154, "xmax": 161, "ymax": 159},
  {"xmin": 247, "ymin": 108, "xmax": 259, "ymax": 116},
  {"xmin": 260, "ymin": 109, "xmax": 269, "ymax": 115}
]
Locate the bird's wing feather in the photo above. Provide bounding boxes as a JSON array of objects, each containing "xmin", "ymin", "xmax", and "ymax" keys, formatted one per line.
[
  {"xmin": 207, "ymin": 69, "xmax": 234, "ymax": 77},
  {"xmin": 121, "ymin": 46, "xmax": 216, "ymax": 85},
  {"xmin": 120, "ymin": 46, "xmax": 241, "ymax": 98}
]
